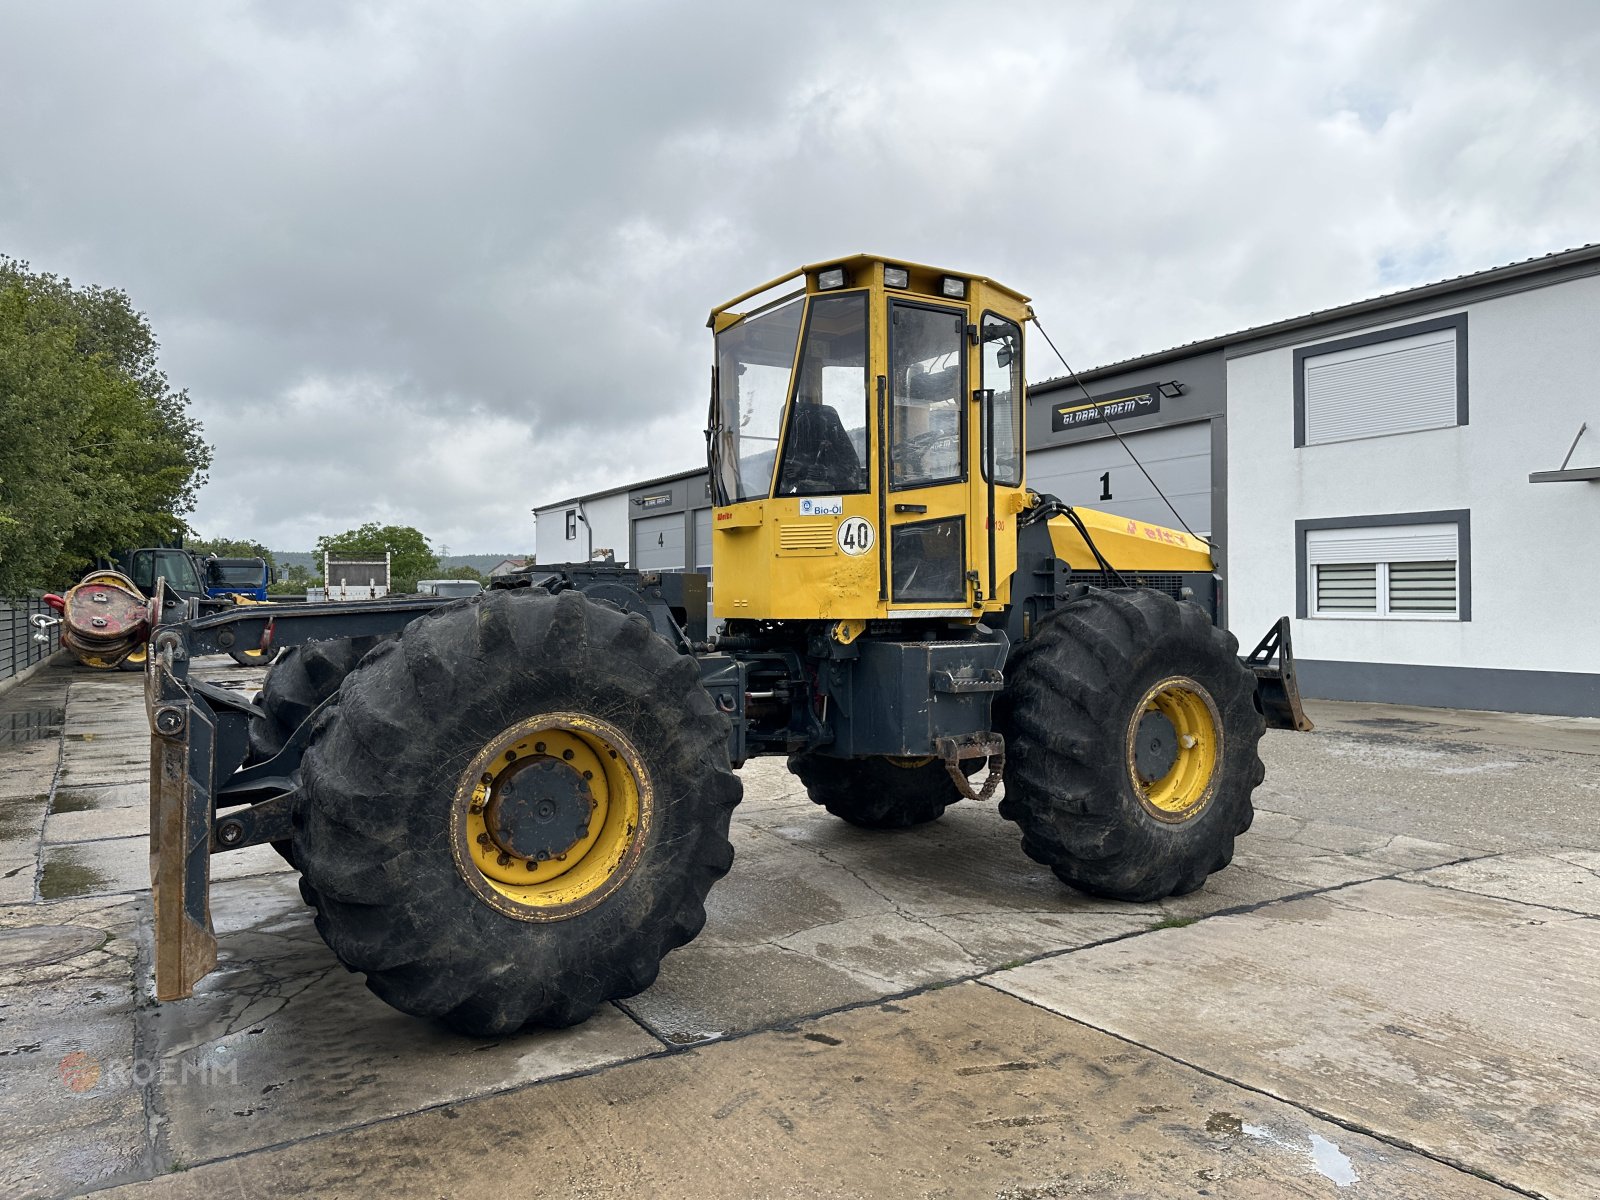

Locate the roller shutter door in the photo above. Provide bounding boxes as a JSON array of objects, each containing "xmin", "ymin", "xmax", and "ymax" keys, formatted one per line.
[
  {"xmin": 1026, "ymin": 421, "xmax": 1212, "ymax": 535},
  {"xmin": 634, "ymin": 513, "xmax": 687, "ymax": 570}
]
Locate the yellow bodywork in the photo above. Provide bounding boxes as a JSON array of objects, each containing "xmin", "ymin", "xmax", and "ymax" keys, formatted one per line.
[
  {"xmin": 1045, "ymin": 507, "xmax": 1213, "ymax": 573},
  {"xmin": 710, "ymin": 255, "xmax": 1032, "ymax": 622},
  {"xmin": 708, "ymin": 255, "xmax": 1212, "ymax": 620}
]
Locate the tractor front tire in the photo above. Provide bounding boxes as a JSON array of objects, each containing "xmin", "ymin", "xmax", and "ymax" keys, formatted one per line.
[
  {"xmin": 789, "ymin": 753, "xmax": 971, "ymax": 829},
  {"xmin": 996, "ymin": 587, "xmax": 1265, "ymax": 902},
  {"xmin": 294, "ymin": 588, "xmax": 741, "ymax": 1036}
]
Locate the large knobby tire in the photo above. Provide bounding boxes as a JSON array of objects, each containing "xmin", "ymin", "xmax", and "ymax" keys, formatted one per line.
[
  {"xmin": 246, "ymin": 636, "xmax": 391, "ymax": 764},
  {"xmin": 995, "ymin": 587, "xmax": 1265, "ymax": 902},
  {"xmin": 293, "ymin": 588, "xmax": 741, "ymax": 1036},
  {"xmin": 789, "ymin": 752, "xmax": 973, "ymax": 829}
]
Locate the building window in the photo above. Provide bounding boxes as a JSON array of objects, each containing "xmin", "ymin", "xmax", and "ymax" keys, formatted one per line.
[
  {"xmin": 1294, "ymin": 313, "xmax": 1467, "ymax": 447},
  {"xmin": 565, "ymin": 510, "xmax": 577, "ymax": 540},
  {"xmin": 1297, "ymin": 511, "xmax": 1470, "ymax": 621}
]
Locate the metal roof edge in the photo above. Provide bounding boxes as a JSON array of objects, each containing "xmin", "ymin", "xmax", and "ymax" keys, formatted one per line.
[
  {"xmin": 533, "ymin": 465, "xmax": 708, "ymax": 514},
  {"xmin": 1029, "ymin": 241, "xmax": 1600, "ymax": 396}
]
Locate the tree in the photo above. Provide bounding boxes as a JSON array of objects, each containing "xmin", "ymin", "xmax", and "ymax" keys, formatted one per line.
[
  {"xmin": 268, "ymin": 563, "xmax": 315, "ymax": 596},
  {"xmin": 0, "ymin": 257, "xmax": 211, "ymax": 597},
  {"xmin": 439, "ymin": 564, "xmax": 487, "ymax": 584},
  {"xmin": 316, "ymin": 523, "xmax": 438, "ymax": 594}
]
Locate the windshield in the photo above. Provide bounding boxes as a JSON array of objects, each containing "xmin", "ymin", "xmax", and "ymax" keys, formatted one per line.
[
  {"xmin": 713, "ymin": 296, "xmax": 804, "ymax": 502},
  {"xmin": 209, "ymin": 561, "xmax": 265, "ymax": 586},
  {"xmin": 133, "ymin": 550, "xmax": 201, "ymax": 595}
]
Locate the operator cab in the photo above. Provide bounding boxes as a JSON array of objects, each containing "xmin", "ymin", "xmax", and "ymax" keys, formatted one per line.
[
  {"xmin": 708, "ymin": 256, "xmax": 1031, "ymax": 623},
  {"xmin": 126, "ymin": 548, "xmax": 205, "ymax": 599}
]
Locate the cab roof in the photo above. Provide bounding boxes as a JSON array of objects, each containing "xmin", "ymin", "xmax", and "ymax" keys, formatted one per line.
[{"xmin": 709, "ymin": 253, "xmax": 1031, "ymax": 328}]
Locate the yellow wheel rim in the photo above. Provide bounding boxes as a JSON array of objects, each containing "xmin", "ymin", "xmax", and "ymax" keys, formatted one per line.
[
  {"xmin": 233, "ymin": 645, "xmax": 272, "ymax": 663},
  {"xmin": 450, "ymin": 712, "xmax": 650, "ymax": 921},
  {"xmin": 1126, "ymin": 676, "xmax": 1221, "ymax": 823}
]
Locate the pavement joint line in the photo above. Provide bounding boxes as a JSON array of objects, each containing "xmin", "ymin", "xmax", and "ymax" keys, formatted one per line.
[
  {"xmin": 30, "ymin": 678, "xmax": 72, "ymax": 906},
  {"xmin": 982, "ymin": 983, "xmax": 1549, "ymax": 1200},
  {"xmin": 43, "ymin": 831, "xmax": 151, "ymax": 847},
  {"xmin": 129, "ymin": 895, "xmax": 166, "ymax": 1183},
  {"xmin": 1406, "ymin": 873, "xmax": 1600, "ymax": 921},
  {"xmin": 608, "ymin": 997, "xmax": 674, "ymax": 1049}
]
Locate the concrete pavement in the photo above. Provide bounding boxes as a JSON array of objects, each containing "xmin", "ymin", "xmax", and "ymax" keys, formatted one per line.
[{"xmin": 0, "ymin": 656, "xmax": 1595, "ymax": 1197}]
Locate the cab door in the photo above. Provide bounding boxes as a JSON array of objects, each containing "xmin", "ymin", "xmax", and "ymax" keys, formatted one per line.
[{"xmin": 883, "ymin": 299, "xmax": 978, "ymax": 613}]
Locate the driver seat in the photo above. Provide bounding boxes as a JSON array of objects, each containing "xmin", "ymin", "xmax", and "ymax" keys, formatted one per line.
[{"xmin": 778, "ymin": 403, "xmax": 864, "ymax": 493}]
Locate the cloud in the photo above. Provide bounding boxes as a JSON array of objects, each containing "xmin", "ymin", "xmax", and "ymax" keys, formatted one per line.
[{"xmin": 2, "ymin": 0, "xmax": 1596, "ymax": 549}]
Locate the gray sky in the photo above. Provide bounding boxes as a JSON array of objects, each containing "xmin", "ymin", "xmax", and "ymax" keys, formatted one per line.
[{"xmin": 4, "ymin": 1, "xmax": 1596, "ymax": 552}]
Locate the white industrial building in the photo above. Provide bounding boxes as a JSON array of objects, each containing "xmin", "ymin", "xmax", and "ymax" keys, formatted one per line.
[{"xmin": 533, "ymin": 245, "xmax": 1600, "ymax": 716}]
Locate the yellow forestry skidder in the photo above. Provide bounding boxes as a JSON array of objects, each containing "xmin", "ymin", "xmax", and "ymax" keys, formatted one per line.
[{"xmin": 137, "ymin": 256, "xmax": 1309, "ymax": 1035}]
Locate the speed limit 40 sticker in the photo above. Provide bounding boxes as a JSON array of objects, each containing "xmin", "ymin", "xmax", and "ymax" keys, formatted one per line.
[{"xmin": 837, "ymin": 516, "xmax": 875, "ymax": 556}]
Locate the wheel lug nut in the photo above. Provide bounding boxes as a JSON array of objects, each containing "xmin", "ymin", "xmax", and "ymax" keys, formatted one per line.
[
  {"xmin": 476, "ymin": 833, "xmax": 490, "ymax": 845},
  {"xmin": 534, "ymin": 741, "xmax": 546, "ymax": 754},
  {"xmin": 496, "ymin": 853, "xmax": 512, "ymax": 867},
  {"xmin": 582, "ymin": 770, "xmax": 593, "ymax": 780},
  {"xmin": 562, "ymin": 749, "xmax": 574, "ymax": 761}
]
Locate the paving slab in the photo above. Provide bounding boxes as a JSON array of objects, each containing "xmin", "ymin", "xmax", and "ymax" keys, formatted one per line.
[
  {"xmin": 150, "ymin": 874, "xmax": 665, "ymax": 1164},
  {"xmin": 53, "ymin": 782, "xmax": 148, "ymax": 812},
  {"xmin": 106, "ymin": 983, "xmax": 1513, "ymax": 1199},
  {"xmin": 1259, "ymin": 710, "xmax": 1600, "ymax": 852},
  {"xmin": 40, "ymin": 836, "xmax": 288, "ymax": 902},
  {"xmin": 0, "ymin": 790, "xmax": 49, "ymax": 904},
  {"xmin": 45, "ymin": 803, "xmax": 148, "ymax": 844},
  {"xmin": 618, "ymin": 780, "xmax": 1471, "ymax": 1044},
  {"xmin": 1408, "ymin": 848, "xmax": 1600, "ymax": 915},
  {"xmin": 0, "ymin": 736, "xmax": 62, "ymax": 797},
  {"xmin": 990, "ymin": 874, "xmax": 1600, "ymax": 1199},
  {"xmin": 0, "ymin": 895, "xmax": 152, "ymax": 1196}
]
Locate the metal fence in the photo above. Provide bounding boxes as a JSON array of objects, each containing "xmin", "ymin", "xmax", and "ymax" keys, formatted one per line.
[{"xmin": 1, "ymin": 594, "xmax": 63, "ymax": 685}]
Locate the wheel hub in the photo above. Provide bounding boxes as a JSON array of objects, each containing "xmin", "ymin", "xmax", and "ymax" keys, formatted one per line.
[
  {"xmin": 452, "ymin": 714, "xmax": 650, "ymax": 921},
  {"xmin": 1124, "ymin": 676, "xmax": 1222, "ymax": 823},
  {"xmin": 1133, "ymin": 711, "xmax": 1180, "ymax": 783},
  {"xmin": 485, "ymin": 757, "xmax": 593, "ymax": 861}
]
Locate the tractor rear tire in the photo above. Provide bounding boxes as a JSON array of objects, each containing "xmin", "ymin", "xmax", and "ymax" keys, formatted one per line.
[
  {"xmin": 293, "ymin": 588, "xmax": 741, "ymax": 1036},
  {"xmin": 995, "ymin": 587, "xmax": 1264, "ymax": 902},
  {"xmin": 246, "ymin": 636, "xmax": 391, "ymax": 764},
  {"xmin": 789, "ymin": 753, "xmax": 971, "ymax": 829}
]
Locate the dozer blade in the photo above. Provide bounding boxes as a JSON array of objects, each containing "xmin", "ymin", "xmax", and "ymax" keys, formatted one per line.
[
  {"xmin": 1244, "ymin": 616, "xmax": 1314, "ymax": 732},
  {"xmin": 146, "ymin": 604, "xmax": 218, "ymax": 1000}
]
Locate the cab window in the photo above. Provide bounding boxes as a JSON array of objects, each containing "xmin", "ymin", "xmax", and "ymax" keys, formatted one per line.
[
  {"xmin": 776, "ymin": 293, "xmax": 869, "ymax": 495},
  {"xmin": 889, "ymin": 302, "xmax": 965, "ymax": 489},
  {"xmin": 713, "ymin": 296, "xmax": 805, "ymax": 502},
  {"xmin": 981, "ymin": 314, "xmax": 1023, "ymax": 487}
]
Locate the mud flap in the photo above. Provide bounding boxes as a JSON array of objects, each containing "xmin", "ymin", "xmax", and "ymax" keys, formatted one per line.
[
  {"xmin": 147, "ymin": 635, "xmax": 218, "ymax": 1000},
  {"xmin": 1243, "ymin": 616, "xmax": 1314, "ymax": 732}
]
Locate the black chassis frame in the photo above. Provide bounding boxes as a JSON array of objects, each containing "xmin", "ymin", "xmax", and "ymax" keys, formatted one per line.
[{"xmin": 146, "ymin": 550, "xmax": 1307, "ymax": 1001}]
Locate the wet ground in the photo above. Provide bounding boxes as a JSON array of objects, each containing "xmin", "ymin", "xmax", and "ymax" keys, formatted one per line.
[{"xmin": 0, "ymin": 654, "xmax": 1596, "ymax": 1198}]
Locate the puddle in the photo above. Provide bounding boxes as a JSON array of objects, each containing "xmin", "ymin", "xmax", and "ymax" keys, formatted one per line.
[
  {"xmin": 0, "ymin": 705, "xmax": 65, "ymax": 747},
  {"xmin": 1308, "ymin": 1133, "xmax": 1359, "ymax": 1187},
  {"xmin": 1243, "ymin": 1123, "xmax": 1360, "ymax": 1188},
  {"xmin": 0, "ymin": 794, "xmax": 50, "ymax": 839},
  {"xmin": 51, "ymin": 791, "xmax": 100, "ymax": 813},
  {"xmin": 39, "ymin": 851, "xmax": 112, "ymax": 900}
]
